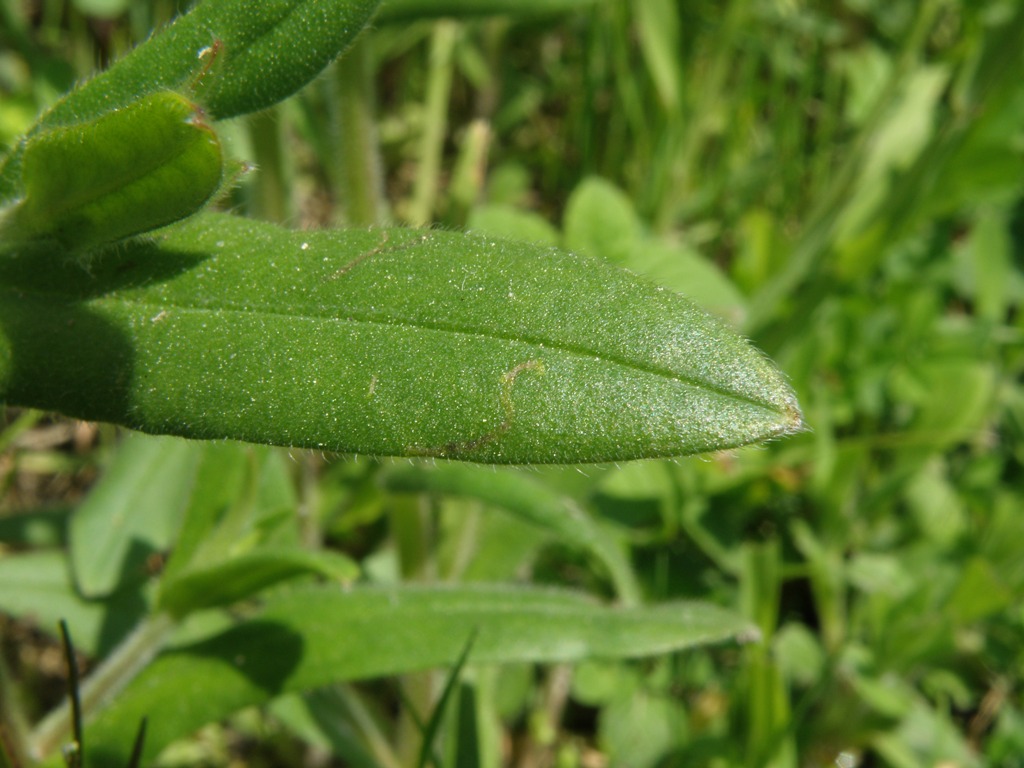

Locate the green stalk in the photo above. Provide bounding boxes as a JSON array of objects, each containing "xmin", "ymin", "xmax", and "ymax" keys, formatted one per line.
[
  {"xmin": 792, "ymin": 519, "xmax": 846, "ymax": 654},
  {"xmin": 30, "ymin": 613, "xmax": 176, "ymax": 761},
  {"xmin": 248, "ymin": 105, "xmax": 292, "ymax": 224},
  {"xmin": 407, "ymin": 21, "xmax": 458, "ymax": 227},
  {"xmin": 0, "ymin": 409, "xmax": 41, "ymax": 453},
  {"xmin": 739, "ymin": 540, "xmax": 796, "ymax": 768},
  {"xmin": 333, "ymin": 36, "xmax": 389, "ymax": 226},
  {"xmin": 387, "ymin": 494, "xmax": 437, "ymax": 765},
  {"xmin": 389, "ymin": 493, "xmax": 436, "ymax": 583},
  {"xmin": 333, "ymin": 686, "xmax": 404, "ymax": 768},
  {"xmin": 297, "ymin": 452, "xmax": 325, "ymax": 551},
  {"xmin": 447, "ymin": 118, "xmax": 492, "ymax": 224},
  {"xmin": 608, "ymin": 0, "xmax": 648, "ymax": 192},
  {"xmin": 655, "ymin": 0, "xmax": 745, "ymax": 231}
]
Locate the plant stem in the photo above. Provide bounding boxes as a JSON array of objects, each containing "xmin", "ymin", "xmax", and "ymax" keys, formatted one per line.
[
  {"xmin": 653, "ymin": 0, "xmax": 744, "ymax": 231},
  {"xmin": 332, "ymin": 36, "xmax": 388, "ymax": 227},
  {"xmin": 30, "ymin": 612, "xmax": 176, "ymax": 761},
  {"xmin": 407, "ymin": 21, "xmax": 459, "ymax": 227},
  {"xmin": 387, "ymin": 494, "xmax": 437, "ymax": 765},
  {"xmin": 447, "ymin": 117, "xmax": 492, "ymax": 224},
  {"xmin": 514, "ymin": 664, "xmax": 573, "ymax": 768},
  {"xmin": 333, "ymin": 686, "xmax": 403, "ymax": 768},
  {"xmin": 248, "ymin": 105, "xmax": 292, "ymax": 224},
  {"xmin": 739, "ymin": 540, "xmax": 796, "ymax": 768}
]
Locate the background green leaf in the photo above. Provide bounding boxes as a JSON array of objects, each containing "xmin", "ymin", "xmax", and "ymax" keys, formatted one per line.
[
  {"xmin": 382, "ymin": 463, "xmax": 640, "ymax": 603},
  {"xmin": 69, "ymin": 433, "xmax": 203, "ymax": 598},
  {"xmin": 82, "ymin": 584, "xmax": 756, "ymax": 766},
  {"xmin": 563, "ymin": 177, "xmax": 747, "ymax": 324},
  {"xmin": 158, "ymin": 548, "xmax": 359, "ymax": 616},
  {"xmin": 0, "ymin": 550, "xmax": 149, "ymax": 657}
]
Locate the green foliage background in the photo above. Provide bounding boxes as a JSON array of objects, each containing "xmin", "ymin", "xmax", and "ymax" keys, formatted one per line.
[{"xmin": 1, "ymin": 0, "xmax": 1023, "ymax": 766}]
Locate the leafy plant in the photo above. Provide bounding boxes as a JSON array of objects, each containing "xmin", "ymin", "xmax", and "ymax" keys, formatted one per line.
[
  {"xmin": 4, "ymin": 0, "xmax": 1022, "ymax": 766},
  {"xmin": 0, "ymin": 0, "xmax": 802, "ymax": 766}
]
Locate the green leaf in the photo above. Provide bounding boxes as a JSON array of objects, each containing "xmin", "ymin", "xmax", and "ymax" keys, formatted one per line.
[
  {"xmin": 0, "ymin": 0, "xmax": 381, "ymax": 201},
  {"xmin": 0, "ymin": 551, "xmax": 149, "ymax": 657},
  {"xmin": 633, "ymin": 240, "xmax": 749, "ymax": 327},
  {"xmin": 0, "ymin": 91, "xmax": 222, "ymax": 251},
  {"xmin": 563, "ymin": 176, "xmax": 643, "ymax": 266},
  {"xmin": 158, "ymin": 548, "xmax": 360, "ymax": 617},
  {"xmin": 70, "ymin": 434, "xmax": 204, "ymax": 598},
  {"xmin": 160, "ymin": 443, "xmax": 301, "ymax": 583},
  {"xmin": 948, "ymin": 557, "xmax": 1013, "ymax": 624},
  {"xmin": 599, "ymin": 688, "xmax": 688, "ymax": 768},
  {"xmin": 953, "ymin": 207, "xmax": 1019, "ymax": 323},
  {"xmin": 562, "ymin": 178, "xmax": 747, "ymax": 323},
  {"xmin": 81, "ymin": 584, "xmax": 757, "ymax": 766},
  {"xmin": 268, "ymin": 691, "xmax": 385, "ymax": 768},
  {"xmin": 466, "ymin": 203, "xmax": 560, "ymax": 247},
  {"xmin": 382, "ymin": 463, "xmax": 640, "ymax": 602},
  {"xmin": 157, "ymin": 442, "xmax": 256, "ymax": 585},
  {"xmin": 0, "ymin": 214, "xmax": 801, "ymax": 463},
  {"xmin": 44, "ymin": 0, "xmax": 382, "ymax": 126}
]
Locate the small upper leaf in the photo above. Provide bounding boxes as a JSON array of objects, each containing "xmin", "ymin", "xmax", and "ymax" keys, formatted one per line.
[
  {"xmin": 1, "ymin": 91, "xmax": 222, "ymax": 251},
  {"xmin": 37, "ymin": 0, "xmax": 383, "ymax": 126},
  {"xmin": 0, "ymin": 0, "xmax": 381, "ymax": 202}
]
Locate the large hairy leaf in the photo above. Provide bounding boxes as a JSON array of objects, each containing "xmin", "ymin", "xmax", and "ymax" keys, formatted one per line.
[{"xmin": 0, "ymin": 214, "xmax": 800, "ymax": 463}]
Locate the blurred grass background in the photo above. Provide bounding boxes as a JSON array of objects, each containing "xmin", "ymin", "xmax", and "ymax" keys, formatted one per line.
[{"xmin": 2, "ymin": 0, "xmax": 1023, "ymax": 766}]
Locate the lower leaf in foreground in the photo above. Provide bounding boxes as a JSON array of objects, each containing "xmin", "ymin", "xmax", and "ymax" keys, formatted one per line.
[
  {"xmin": 77, "ymin": 584, "xmax": 757, "ymax": 765},
  {"xmin": 0, "ymin": 213, "xmax": 801, "ymax": 463}
]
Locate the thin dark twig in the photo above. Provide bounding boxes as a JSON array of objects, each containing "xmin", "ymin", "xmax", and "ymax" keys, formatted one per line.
[
  {"xmin": 57, "ymin": 621, "xmax": 83, "ymax": 768},
  {"xmin": 126, "ymin": 717, "xmax": 148, "ymax": 768},
  {"xmin": 416, "ymin": 628, "xmax": 479, "ymax": 768}
]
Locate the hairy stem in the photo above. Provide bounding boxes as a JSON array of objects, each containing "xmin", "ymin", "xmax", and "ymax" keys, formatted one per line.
[
  {"xmin": 407, "ymin": 21, "xmax": 458, "ymax": 227},
  {"xmin": 333, "ymin": 36, "xmax": 389, "ymax": 227}
]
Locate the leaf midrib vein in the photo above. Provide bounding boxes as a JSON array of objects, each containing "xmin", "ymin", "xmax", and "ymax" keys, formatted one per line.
[{"xmin": 103, "ymin": 294, "xmax": 783, "ymax": 413}]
